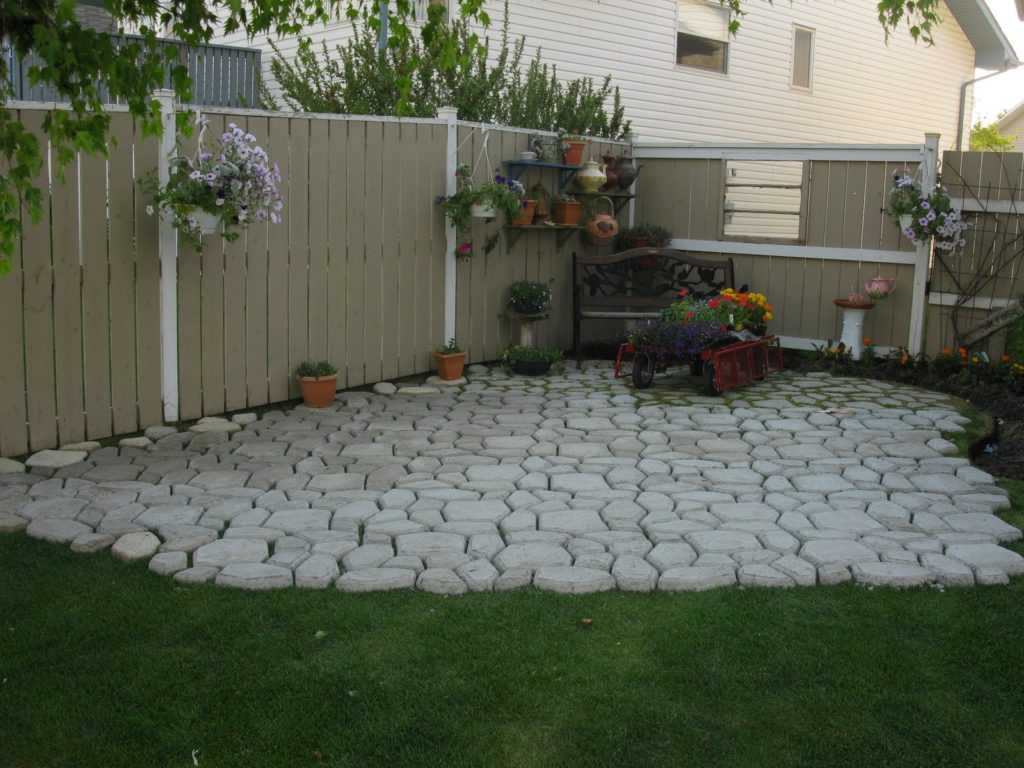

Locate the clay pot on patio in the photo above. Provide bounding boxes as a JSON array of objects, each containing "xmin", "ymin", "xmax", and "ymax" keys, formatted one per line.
[
  {"xmin": 553, "ymin": 200, "xmax": 584, "ymax": 226},
  {"xmin": 511, "ymin": 199, "xmax": 538, "ymax": 227},
  {"xmin": 433, "ymin": 350, "xmax": 467, "ymax": 381},
  {"xmin": 297, "ymin": 374, "xmax": 337, "ymax": 408}
]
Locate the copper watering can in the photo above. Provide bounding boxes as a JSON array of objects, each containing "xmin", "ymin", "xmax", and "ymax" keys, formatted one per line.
[{"xmin": 584, "ymin": 197, "xmax": 619, "ymax": 246}]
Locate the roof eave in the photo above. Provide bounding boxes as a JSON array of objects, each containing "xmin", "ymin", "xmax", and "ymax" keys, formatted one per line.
[{"xmin": 948, "ymin": 0, "xmax": 1020, "ymax": 70}]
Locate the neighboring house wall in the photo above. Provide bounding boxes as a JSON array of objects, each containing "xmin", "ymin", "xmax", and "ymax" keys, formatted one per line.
[
  {"xmin": 216, "ymin": 0, "xmax": 977, "ymax": 147},
  {"xmin": 998, "ymin": 109, "xmax": 1024, "ymax": 151}
]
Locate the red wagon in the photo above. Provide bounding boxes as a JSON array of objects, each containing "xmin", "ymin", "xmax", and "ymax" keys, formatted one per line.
[{"xmin": 622, "ymin": 335, "xmax": 784, "ymax": 395}]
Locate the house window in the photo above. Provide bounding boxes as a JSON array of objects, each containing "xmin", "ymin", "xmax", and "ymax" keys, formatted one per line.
[
  {"xmin": 723, "ymin": 161, "xmax": 804, "ymax": 242},
  {"xmin": 677, "ymin": 0, "xmax": 729, "ymax": 73},
  {"xmin": 792, "ymin": 25, "xmax": 814, "ymax": 89}
]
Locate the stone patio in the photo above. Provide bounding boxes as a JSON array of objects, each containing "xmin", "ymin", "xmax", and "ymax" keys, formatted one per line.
[{"xmin": 1, "ymin": 363, "xmax": 1022, "ymax": 593}]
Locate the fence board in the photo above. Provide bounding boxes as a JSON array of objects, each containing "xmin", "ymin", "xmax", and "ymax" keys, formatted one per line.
[
  {"xmin": 266, "ymin": 115, "xmax": 291, "ymax": 402},
  {"xmin": 287, "ymin": 117, "xmax": 310, "ymax": 397},
  {"xmin": 80, "ymin": 148, "xmax": 113, "ymax": 440},
  {"xmin": 327, "ymin": 120, "xmax": 349, "ymax": 388},
  {"xmin": 380, "ymin": 122, "xmax": 401, "ymax": 380},
  {"xmin": 345, "ymin": 121, "xmax": 367, "ymax": 387},
  {"xmin": 199, "ymin": 115, "xmax": 227, "ymax": 417},
  {"xmin": 399, "ymin": 123, "xmax": 419, "ymax": 377},
  {"xmin": 0, "ymin": 137, "xmax": 28, "ymax": 456},
  {"xmin": 134, "ymin": 125, "xmax": 162, "ymax": 428},
  {"xmin": 244, "ymin": 114, "xmax": 270, "ymax": 407},
  {"xmin": 363, "ymin": 122, "xmax": 385, "ymax": 381},
  {"xmin": 308, "ymin": 117, "xmax": 329, "ymax": 364},
  {"xmin": 51, "ymin": 147, "xmax": 85, "ymax": 445}
]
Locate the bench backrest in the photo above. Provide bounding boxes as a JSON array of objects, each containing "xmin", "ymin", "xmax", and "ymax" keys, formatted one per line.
[{"xmin": 573, "ymin": 248, "xmax": 736, "ymax": 310}]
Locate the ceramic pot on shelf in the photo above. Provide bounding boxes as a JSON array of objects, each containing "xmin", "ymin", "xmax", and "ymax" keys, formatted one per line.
[
  {"xmin": 616, "ymin": 157, "xmax": 641, "ymax": 190},
  {"xmin": 511, "ymin": 200, "xmax": 538, "ymax": 227},
  {"xmin": 584, "ymin": 196, "xmax": 620, "ymax": 246},
  {"xmin": 576, "ymin": 160, "xmax": 607, "ymax": 194},
  {"xmin": 553, "ymin": 199, "xmax": 584, "ymax": 226},
  {"xmin": 602, "ymin": 155, "xmax": 620, "ymax": 191},
  {"xmin": 563, "ymin": 137, "xmax": 588, "ymax": 166}
]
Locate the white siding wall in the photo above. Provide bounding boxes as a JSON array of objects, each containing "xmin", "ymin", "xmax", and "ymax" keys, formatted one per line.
[
  {"xmin": 216, "ymin": 0, "xmax": 977, "ymax": 147},
  {"xmin": 1000, "ymin": 110, "xmax": 1024, "ymax": 150}
]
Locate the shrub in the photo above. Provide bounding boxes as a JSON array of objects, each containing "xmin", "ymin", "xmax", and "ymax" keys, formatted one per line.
[
  {"xmin": 296, "ymin": 360, "xmax": 338, "ymax": 378},
  {"xmin": 508, "ymin": 281, "xmax": 552, "ymax": 315},
  {"xmin": 502, "ymin": 345, "xmax": 563, "ymax": 364}
]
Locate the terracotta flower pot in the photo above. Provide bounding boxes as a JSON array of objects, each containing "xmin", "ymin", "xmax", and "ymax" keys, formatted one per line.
[
  {"xmin": 563, "ymin": 139, "xmax": 588, "ymax": 166},
  {"xmin": 553, "ymin": 201, "xmax": 584, "ymax": 226},
  {"xmin": 512, "ymin": 200, "xmax": 537, "ymax": 227},
  {"xmin": 297, "ymin": 375, "xmax": 337, "ymax": 408},
  {"xmin": 433, "ymin": 351, "xmax": 466, "ymax": 381}
]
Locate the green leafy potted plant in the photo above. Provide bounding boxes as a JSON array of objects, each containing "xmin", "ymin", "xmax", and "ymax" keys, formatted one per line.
[
  {"xmin": 433, "ymin": 338, "xmax": 467, "ymax": 381},
  {"xmin": 295, "ymin": 361, "xmax": 338, "ymax": 408},
  {"xmin": 508, "ymin": 281, "xmax": 552, "ymax": 317},
  {"xmin": 440, "ymin": 165, "xmax": 526, "ymax": 229},
  {"xmin": 563, "ymin": 133, "xmax": 589, "ymax": 166},
  {"xmin": 142, "ymin": 119, "xmax": 283, "ymax": 250},
  {"xmin": 616, "ymin": 224, "xmax": 672, "ymax": 251},
  {"xmin": 503, "ymin": 345, "xmax": 563, "ymax": 376}
]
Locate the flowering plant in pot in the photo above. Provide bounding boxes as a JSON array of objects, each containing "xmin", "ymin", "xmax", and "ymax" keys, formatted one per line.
[
  {"xmin": 440, "ymin": 164, "xmax": 525, "ymax": 229},
  {"xmin": 886, "ymin": 172, "xmax": 968, "ymax": 252},
  {"xmin": 142, "ymin": 119, "xmax": 283, "ymax": 250},
  {"xmin": 508, "ymin": 281, "xmax": 552, "ymax": 316},
  {"xmin": 433, "ymin": 338, "xmax": 467, "ymax": 381},
  {"xmin": 502, "ymin": 345, "xmax": 563, "ymax": 376},
  {"xmin": 295, "ymin": 360, "xmax": 338, "ymax": 408},
  {"xmin": 664, "ymin": 288, "xmax": 774, "ymax": 334}
]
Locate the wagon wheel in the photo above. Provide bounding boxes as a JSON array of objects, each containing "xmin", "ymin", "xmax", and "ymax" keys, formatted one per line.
[
  {"xmin": 632, "ymin": 352, "xmax": 656, "ymax": 389},
  {"xmin": 703, "ymin": 362, "xmax": 721, "ymax": 396}
]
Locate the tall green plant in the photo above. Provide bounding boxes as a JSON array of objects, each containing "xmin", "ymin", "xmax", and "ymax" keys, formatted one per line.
[{"xmin": 265, "ymin": 3, "xmax": 631, "ymax": 140}]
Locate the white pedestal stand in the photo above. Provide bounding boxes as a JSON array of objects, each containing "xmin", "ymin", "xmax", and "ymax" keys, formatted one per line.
[
  {"xmin": 834, "ymin": 302, "xmax": 874, "ymax": 361},
  {"xmin": 516, "ymin": 314, "xmax": 547, "ymax": 347}
]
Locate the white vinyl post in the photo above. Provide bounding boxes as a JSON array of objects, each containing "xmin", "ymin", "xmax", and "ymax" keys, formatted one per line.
[
  {"xmin": 627, "ymin": 131, "xmax": 638, "ymax": 228},
  {"xmin": 154, "ymin": 89, "xmax": 179, "ymax": 423},
  {"xmin": 440, "ymin": 105, "xmax": 459, "ymax": 345},
  {"xmin": 908, "ymin": 133, "xmax": 940, "ymax": 356}
]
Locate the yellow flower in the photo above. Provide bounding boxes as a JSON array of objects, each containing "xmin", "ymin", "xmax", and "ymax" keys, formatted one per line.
[{"xmin": 764, "ymin": 312, "xmax": 774, "ymax": 321}]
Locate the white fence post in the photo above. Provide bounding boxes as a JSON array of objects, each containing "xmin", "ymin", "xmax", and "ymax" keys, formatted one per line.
[
  {"xmin": 440, "ymin": 105, "xmax": 459, "ymax": 345},
  {"xmin": 154, "ymin": 89, "xmax": 180, "ymax": 423},
  {"xmin": 908, "ymin": 133, "xmax": 940, "ymax": 356}
]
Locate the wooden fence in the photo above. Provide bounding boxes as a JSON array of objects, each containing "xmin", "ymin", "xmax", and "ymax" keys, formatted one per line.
[
  {"xmin": 924, "ymin": 150, "xmax": 1024, "ymax": 357},
  {"xmin": 0, "ymin": 108, "xmax": 162, "ymax": 457},
  {"xmin": 633, "ymin": 148, "xmax": 925, "ymax": 350}
]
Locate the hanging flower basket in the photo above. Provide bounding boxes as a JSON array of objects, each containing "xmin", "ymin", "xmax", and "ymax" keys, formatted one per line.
[
  {"xmin": 886, "ymin": 172, "xmax": 968, "ymax": 252},
  {"xmin": 194, "ymin": 210, "xmax": 221, "ymax": 235}
]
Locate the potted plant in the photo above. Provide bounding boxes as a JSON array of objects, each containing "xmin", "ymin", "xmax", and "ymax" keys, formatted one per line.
[
  {"xmin": 503, "ymin": 345, "xmax": 563, "ymax": 376},
  {"xmin": 142, "ymin": 119, "xmax": 283, "ymax": 250},
  {"xmin": 886, "ymin": 172, "xmax": 968, "ymax": 252},
  {"xmin": 508, "ymin": 281, "xmax": 552, "ymax": 316},
  {"xmin": 563, "ymin": 135, "xmax": 589, "ymax": 166},
  {"xmin": 433, "ymin": 339, "xmax": 467, "ymax": 381},
  {"xmin": 511, "ymin": 198, "xmax": 538, "ymax": 227},
  {"xmin": 440, "ymin": 165, "xmax": 526, "ymax": 229},
  {"xmin": 528, "ymin": 183, "xmax": 551, "ymax": 223},
  {"xmin": 552, "ymin": 195, "xmax": 584, "ymax": 226},
  {"xmin": 616, "ymin": 224, "xmax": 672, "ymax": 251},
  {"xmin": 295, "ymin": 361, "xmax": 338, "ymax": 408}
]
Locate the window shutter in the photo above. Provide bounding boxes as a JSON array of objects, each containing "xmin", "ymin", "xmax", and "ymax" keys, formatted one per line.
[
  {"xmin": 678, "ymin": 0, "xmax": 730, "ymax": 43},
  {"xmin": 792, "ymin": 26, "xmax": 814, "ymax": 89}
]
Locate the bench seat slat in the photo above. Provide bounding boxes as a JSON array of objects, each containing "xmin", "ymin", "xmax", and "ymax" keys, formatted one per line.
[{"xmin": 580, "ymin": 311, "xmax": 662, "ymax": 319}]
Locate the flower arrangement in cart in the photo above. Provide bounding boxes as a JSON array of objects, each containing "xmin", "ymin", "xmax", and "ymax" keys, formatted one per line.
[
  {"xmin": 143, "ymin": 118, "xmax": 283, "ymax": 249},
  {"xmin": 886, "ymin": 171, "xmax": 968, "ymax": 252},
  {"xmin": 631, "ymin": 287, "xmax": 775, "ymax": 358}
]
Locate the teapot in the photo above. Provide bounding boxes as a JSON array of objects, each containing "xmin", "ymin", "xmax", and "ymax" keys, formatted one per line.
[{"xmin": 576, "ymin": 160, "xmax": 607, "ymax": 194}]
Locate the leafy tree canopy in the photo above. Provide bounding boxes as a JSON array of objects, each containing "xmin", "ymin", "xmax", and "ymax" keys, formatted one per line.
[
  {"xmin": 0, "ymin": 0, "xmax": 953, "ymax": 271},
  {"xmin": 970, "ymin": 116, "xmax": 1017, "ymax": 152}
]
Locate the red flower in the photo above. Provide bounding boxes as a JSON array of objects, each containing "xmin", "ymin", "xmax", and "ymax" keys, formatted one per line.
[
  {"xmin": 686, "ymin": 311, "xmax": 695, "ymax": 320},
  {"xmin": 677, "ymin": 288, "xmax": 689, "ymax": 298},
  {"xmin": 708, "ymin": 298, "xmax": 720, "ymax": 309}
]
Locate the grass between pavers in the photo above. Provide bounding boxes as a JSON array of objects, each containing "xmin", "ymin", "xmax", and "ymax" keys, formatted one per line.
[{"xmin": 2, "ymin": 532, "xmax": 1024, "ymax": 768}]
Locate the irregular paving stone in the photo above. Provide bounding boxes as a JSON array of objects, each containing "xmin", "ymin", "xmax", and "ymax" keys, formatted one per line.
[
  {"xmin": 193, "ymin": 538, "xmax": 269, "ymax": 568},
  {"xmin": 611, "ymin": 555, "xmax": 658, "ymax": 591},
  {"xmin": 800, "ymin": 539, "xmax": 879, "ymax": 568},
  {"xmin": 944, "ymin": 513, "xmax": 1021, "ymax": 543},
  {"xmin": 417, "ymin": 568, "xmax": 467, "ymax": 595},
  {"xmin": 0, "ymin": 458, "xmax": 26, "ymax": 474},
  {"xmin": 0, "ymin": 513, "xmax": 27, "ymax": 533},
  {"xmin": 148, "ymin": 551, "xmax": 188, "ymax": 576},
  {"xmin": 111, "ymin": 531, "xmax": 161, "ymax": 561},
  {"xmin": 494, "ymin": 543, "xmax": 572, "ymax": 571},
  {"xmin": 295, "ymin": 554, "xmax": 340, "ymax": 589},
  {"xmin": 336, "ymin": 568, "xmax": 416, "ymax": 592},
  {"xmin": 216, "ymin": 563, "xmax": 293, "ymax": 590},
  {"xmin": 738, "ymin": 564, "xmax": 795, "ymax": 588},
  {"xmin": 534, "ymin": 566, "xmax": 615, "ymax": 594},
  {"xmin": 457, "ymin": 559, "xmax": 499, "ymax": 591},
  {"xmin": 687, "ymin": 530, "xmax": 762, "ymax": 555},
  {"xmin": 395, "ymin": 532, "xmax": 466, "ymax": 557},
  {"xmin": 174, "ymin": 566, "xmax": 220, "ymax": 584},
  {"xmin": 69, "ymin": 531, "xmax": 115, "ymax": 553},
  {"xmin": 26, "ymin": 518, "xmax": 92, "ymax": 544},
  {"xmin": 659, "ymin": 566, "xmax": 736, "ymax": 592},
  {"xmin": 920, "ymin": 553, "xmax": 974, "ymax": 586},
  {"xmin": 646, "ymin": 542, "xmax": 697, "ymax": 572},
  {"xmin": 946, "ymin": 543, "xmax": 1024, "ymax": 576},
  {"xmin": 851, "ymin": 561, "xmax": 932, "ymax": 587},
  {"xmin": 25, "ymin": 450, "xmax": 88, "ymax": 468}
]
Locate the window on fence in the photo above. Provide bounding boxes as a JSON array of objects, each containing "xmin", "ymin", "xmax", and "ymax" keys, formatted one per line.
[
  {"xmin": 792, "ymin": 25, "xmax": 815, "ymax": 89},
  {"xmin": 677, "ymin": 0, "xmax": 729, "ymax": 73},
  {"xmin": 723, "ymin": 160, "xmax": 804, "ymax": 241}
]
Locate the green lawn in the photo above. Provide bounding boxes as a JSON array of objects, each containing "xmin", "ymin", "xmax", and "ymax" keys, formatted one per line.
[{"xmin": 2, "ymin": 520, "xmax": 1024, "ymax": 768}]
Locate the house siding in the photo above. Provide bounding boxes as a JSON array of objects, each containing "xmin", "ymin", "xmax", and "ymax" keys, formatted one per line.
[
  {"xmin": 216, "ymin": 0, "xmax": 976, "ymax": 147},
  {"xmin": 998, "ymin": 109, "xmax": 1024, "ymax": 151}
]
